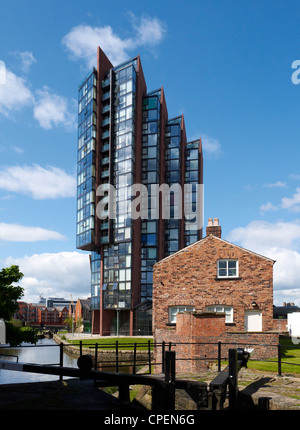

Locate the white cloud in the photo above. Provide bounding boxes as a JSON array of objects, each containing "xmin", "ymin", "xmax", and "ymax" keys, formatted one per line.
[
  {"xmin": 260, "ymin": 202, "xmax": 278, "ymax": 212},
  {"xmin": 62, "ymin": 14, "xmax": 167, "ymax": 68},
  {"xmin": 264, "ymin": 181, "xmax": 286, "ymax": 188},
  {"xmin": 260, "ymin": 186, "xmax": 300, "ymax": 213},
  {"xmin": 33, "ymin": 86, "xmax": 76, "ymax": 130},
  {"xmin": 0, "ymin": 67, "xmax": 75, "ymax": 130},
  {"xmin": 281, "ymin": 187, "xmax": 300, "ymax": 212},
  {"xmin": 62, "ymin": 24, "xmax": 130, "ymax": 68},
  {"xmin": 0, "ymin": 223, "xmax": 65, "ymax": 242},
  {"xmin": 201, "ymin": 134, "xmax": 223, "ymax": 158},
  {"xmin": 129, "ymin": 14, "xmax": 167, "ymax": 47},
  {"xmin": 0, "ymin": 164, "xmax": 76, "ymax": 199},
  {"xmin": 0, "ymin": 67, "xmax": 33, "ymax": 115},
  {"xmin": 12, "ymin": 51, "xmax": 37, "ymax": 73},
  {"xmin": 227, "ymin": 220, "xmax": 300, "ymax": 252},
  {"xmin": 289, "ymin": 173, "xmax": 300, "ymax": 181},
  {"xmin": 19, "ymin": 51, "xmax": 36, "ymax": 73},
  {"xmin": 227, "ymin": 220, "xmax": 300, "ymax": 305},
  {"xmin": 5, "ymin": 252, "xmax": 91, "ymax": 303}
]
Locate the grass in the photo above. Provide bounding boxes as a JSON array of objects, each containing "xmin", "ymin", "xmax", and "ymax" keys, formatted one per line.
[
  {"xmin": 62, "ymin": 336, "xmax": 154, "ymax": 351},
  {"xmin": 246, "ymin": 337, "xmax": 300, "ymax": 374},
  {"xmin": 58, "ymin": 333, "xmax": 300, "ymax": 374}
]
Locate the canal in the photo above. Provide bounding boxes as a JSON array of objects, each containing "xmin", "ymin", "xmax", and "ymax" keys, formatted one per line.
[{"xmin": 0, "ymin": 338, "xmax": 78, "ymax": 384}]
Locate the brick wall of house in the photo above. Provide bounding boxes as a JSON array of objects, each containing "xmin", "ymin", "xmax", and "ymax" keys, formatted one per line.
[
  {"xmin": 154, "ymin": 312, "xmax": 279, "ymax": 373},
  {"xmin": 153, "ymin": 234, "xmax": 275, "ymax": 333}
]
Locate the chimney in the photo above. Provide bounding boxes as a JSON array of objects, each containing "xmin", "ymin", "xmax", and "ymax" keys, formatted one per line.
[{"xmin": 206, "ymin": 218, "xmax": 222, "ymax": 238}]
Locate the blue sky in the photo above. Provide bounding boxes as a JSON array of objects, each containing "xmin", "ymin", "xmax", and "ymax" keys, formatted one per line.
[{"xmin": 1, "ymin": 0, "xmax": 300, "ymax": 306}]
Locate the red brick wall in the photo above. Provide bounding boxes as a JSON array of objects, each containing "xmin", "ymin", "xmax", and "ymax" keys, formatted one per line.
[
  {"xmin": 273, "ymin": 318, "xmax": 288, "ymax": 333},
  {"xmin": 153, "ymin": 235, "xmax": 274, "ymax": 333},
  {"xmin": 154, "ymin": 312, "xmax": 279, "ymax": 373}
]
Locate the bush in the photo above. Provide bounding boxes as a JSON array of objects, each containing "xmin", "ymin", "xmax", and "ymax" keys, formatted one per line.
[{"xmin": 6, "ymin": 321, "xmax": 38, "ymax": 346}]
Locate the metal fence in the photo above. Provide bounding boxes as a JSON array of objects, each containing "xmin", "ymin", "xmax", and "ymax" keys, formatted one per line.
[{"xmin": 1, "ymin": 339, "xmax": 300, "ymax": 377}]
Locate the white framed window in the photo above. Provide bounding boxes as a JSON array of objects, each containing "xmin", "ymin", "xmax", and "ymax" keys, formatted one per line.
[
  {"xmin": 217, "ymin": 259, "xmax": 238, "ymax": 278},
  {"xmin": 168, "ymin": 306, "xmax": 195, "ymax": 324},
  {"xmin": 207, "ymin": 305, "xmax": 234, "ymax": 323}
]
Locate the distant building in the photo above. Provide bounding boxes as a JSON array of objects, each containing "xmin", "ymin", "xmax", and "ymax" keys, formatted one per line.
[
  {"xmin": 74, "ymin": 298, "xmax": 92, "ymax": 332},
  {"xmin": 273, "ymin": 303, "xmax": 300, "ymax": 319},
  {"xmin": 46, "ymin": 297, "xmax": 71, "ymax": 308},
  {"xmin": 37, "ymin": 306, "xmax": 68, "ymax": 326}
]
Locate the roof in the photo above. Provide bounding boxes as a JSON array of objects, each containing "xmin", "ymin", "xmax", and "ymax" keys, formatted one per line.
[
  {"xmin": 154, "ymin": 234, "xmax": 276, "ymax": 266},
  {"xmin": 78, "ymin": 298, "xmax": 92, "ymax": 311},
  {"xmin": 273, "ymin": 305, "xmax": 300, "ymax": 316}
]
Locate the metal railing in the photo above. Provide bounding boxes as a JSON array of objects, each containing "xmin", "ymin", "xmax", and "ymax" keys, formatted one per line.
[{"xmin": 1, "ymin": 339, "xmax": 300, "ymax": 410}]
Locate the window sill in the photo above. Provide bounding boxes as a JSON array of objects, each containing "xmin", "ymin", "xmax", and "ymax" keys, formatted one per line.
[
  {"xmin": 214, "ymin": 277, "xmax": 241, "ymax": 281},
  {"xmin": 166, "ymin": 323, "xmax": 176, "ymax": 327}
]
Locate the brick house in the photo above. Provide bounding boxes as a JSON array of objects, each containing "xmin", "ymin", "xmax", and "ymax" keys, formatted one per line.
[
  {"xmin": 152, "ymin": 218, "xmax": 279, "ymax": 371},
  {"xmin": 37, "ymin": 306, "xmax": 69, "ymax": 326},
  {"xmin": 74, "ymin": 298, "xmax": 92, "ymax": 332}
]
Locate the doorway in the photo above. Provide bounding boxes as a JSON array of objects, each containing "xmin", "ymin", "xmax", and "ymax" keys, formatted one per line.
[{"xmin": 244, "ymin": 310, "xmax": 262, "ymax": 332}]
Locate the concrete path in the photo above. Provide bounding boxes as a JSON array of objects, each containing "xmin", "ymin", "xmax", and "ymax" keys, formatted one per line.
[{"xmin": 0, "ymin": 378, "xmax": 135, "ymax": 410}]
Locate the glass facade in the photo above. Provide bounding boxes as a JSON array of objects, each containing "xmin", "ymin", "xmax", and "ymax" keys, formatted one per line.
[
  {"xmin": 77, "ymin": 70, "xmax": 97, "ymax": 249},
  {"xmin": 76, "ymin": 50, "xmax": 203, "ymax": 334},
  {"xmin": 164, "ymin": 118, "xmax": 182, "ymax": 256},
  {"xmin": 185, "ymin": 140, "xmax": 200, "ymax": 246},
  {"xmin": 141, "ymin": 92, "xmax": 161, "ymax": 301}
]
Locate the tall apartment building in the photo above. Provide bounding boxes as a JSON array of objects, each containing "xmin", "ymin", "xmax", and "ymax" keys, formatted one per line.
[{"xmin": 77, "ymin": 47, "xmax": 203, "ymax": 335}]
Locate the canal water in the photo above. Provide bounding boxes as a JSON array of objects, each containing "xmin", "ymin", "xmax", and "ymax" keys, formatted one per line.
[{"xmin": 0, "ymin": 338, "xmax": 78, "ymax": 384}]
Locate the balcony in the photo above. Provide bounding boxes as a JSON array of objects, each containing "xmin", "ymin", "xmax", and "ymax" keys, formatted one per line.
[
  {"xmin": 102, "ymin": 143, "xmax": 109, "ymax": 153},
  {"xmin": 102, "ymin": 78, "xmax": 110, "ymax": 88},
  {"xmin": 102, "ymin": 117, "xmax": 110, "ymax": 127},
  {"xmin": 102, "ymin": 130, "xmax": 110, "ymax": 140},
  {"xmin": 102, "ymin": 105, "xmax": 110, "ymax": 114},
  {"xmin": 102, "ymin": 92, "xmax": 110, "ymax": 101}
]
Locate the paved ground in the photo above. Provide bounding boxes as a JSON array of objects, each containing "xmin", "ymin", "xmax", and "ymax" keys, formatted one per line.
[
  {"xmin": 1, "ymin": 368, "xmax": 300, "ymax": 411},
  {"xmin": 175, "ymin": 367, "xmax": 300, "ymax": 410},
  {"xmin": 0, "ymin": 378, "xmax": 133, "ymax": 411}
]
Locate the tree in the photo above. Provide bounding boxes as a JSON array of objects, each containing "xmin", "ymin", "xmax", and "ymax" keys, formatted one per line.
[
  {"xmin": 0, "ymin": 265, "xmax": 37, "ymax": 345},
  {"xmin": 0, "ymin": 265, "xmax": 24, "ymax": 320}
]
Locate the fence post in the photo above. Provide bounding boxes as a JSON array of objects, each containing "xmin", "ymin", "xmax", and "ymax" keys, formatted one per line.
[
  {"xmin": 278, "ymin": 344, "xmax": 282, "ymax": 376},
  {"xmin": 153, "ymin": 350, "xmax": 176, "ymax": 411},
  {"xmin": 228, "ymin": 348, "xmax": 238, "ymax": 410},
  {"xmin": 148, "ymin": 339, "xmax": 151, "ymax": 374},
  {"xmin": 162, "ymin": 341, "xmax": 165, "ymax": 373},
  {"xmin": 133, "ymin": 342, "xmax": 137, "ymax": 374},
  {"xmin": 79, "ymin": 340, "xmax": 82, "ymax": 357},
  {"xmin": 218, "ymin": 341, "xmax": 222, "ymax": 372},
  {"xmin": 116, "ymin": 340, "xmax": 119, "ymax": 373},
  {"xmin": 59, "ymin": 342, "xmax": 64, "ymax": 381},
  {"xmin": 95, "ymin": 343, "xmax": 98, "ymax": 370},
  {"xmin": 165, "ymin": 350, "xmax": 175, "ymax": 383}
]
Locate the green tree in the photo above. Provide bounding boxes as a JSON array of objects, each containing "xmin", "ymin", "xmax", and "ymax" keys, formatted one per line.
[
  {"xmin": 0, "ymin": 265, "xmax": 24, "ymax": 320},
  {"xmin": 0, "ymin": 265, "xmax": 37, "ymax": 345}
]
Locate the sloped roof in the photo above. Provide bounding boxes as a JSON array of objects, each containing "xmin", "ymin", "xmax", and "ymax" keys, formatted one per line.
[
  {"xmin": 154, "ymin": 234, "xmax": 276, "ymax": 266},
  {"xmin": 79, "ymin": 298, "xmax": 92, "ymax": 311}
]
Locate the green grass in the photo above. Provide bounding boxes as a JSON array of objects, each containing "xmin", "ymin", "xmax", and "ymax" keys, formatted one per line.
[
  {"xmin": 64, "ymin": 336, "xmax": 154, "ymax": 351},
  {"xmin": 246, "ymin": 338, "xmax": 300, "ymax": 374}
]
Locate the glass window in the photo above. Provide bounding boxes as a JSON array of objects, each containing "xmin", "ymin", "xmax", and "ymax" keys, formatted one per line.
[
  {"xmin": 207, "ymin": 306, "xmax": 233, "ymax": 323},
  {"xmin": 217, "ymin": 260, "xmax": 238, "ymax": 278},
  {"xmin": 168, "ymin": 306, "xmax": 195, "ymax": 324}
]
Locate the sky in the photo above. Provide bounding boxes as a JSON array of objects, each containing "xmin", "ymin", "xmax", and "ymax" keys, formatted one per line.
[{"xmin": 1, "ymin": 0, "xmax": 300, "ymax": 306}]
